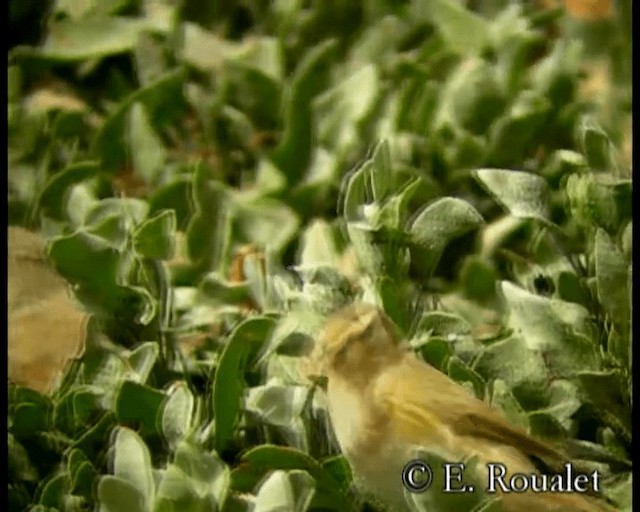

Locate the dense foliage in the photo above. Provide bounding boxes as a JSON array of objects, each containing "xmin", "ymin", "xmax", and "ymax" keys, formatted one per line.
[{"xmin": 8, "ymin": 1, "xmax": 631, "ymax": 511}]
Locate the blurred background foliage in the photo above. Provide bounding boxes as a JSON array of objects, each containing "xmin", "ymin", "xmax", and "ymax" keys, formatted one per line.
[{"xmin": 8, "ymin": 1, "xmax": 631, "ymax": 511}]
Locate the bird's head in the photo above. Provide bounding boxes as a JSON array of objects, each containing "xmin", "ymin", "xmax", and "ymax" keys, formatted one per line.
[{"xmin": 304, "ymin": 303, "xmax": 406, "ymax": 387}]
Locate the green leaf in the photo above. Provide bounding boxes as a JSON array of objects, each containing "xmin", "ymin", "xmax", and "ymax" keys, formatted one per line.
[
  {"xmin": 10, "ymin": 387, "xmax": 51, "ymax": 436},
  {"xmin": 68, "ymin": 450, "xmax": 98, "ymax": 497},
  {"xmin": 233, "ymin": 444, "xmax": 351, "ymax": 510},
  {"xmin": 128, "ymin": 102, "xmax": 167, "ymax": 186},
  {"xmin": 488, "ymin": 90, "xmax": 551, "ymax": 164},
  {"xmin": 575, "ymin": 370, "xmax": 631, "ymax": 440},
  {"xmin": 253, "ymin": 470, "xmax": 316, "ymax": 512},
  {"xmin": 564, "ymin": 173, "xmax": 631, "ymax": 233},
  {"xmin": 342, "ymin": 165, "xmax": 368, "ymax": 223},
  {"xmin": 350, "ymin": 15, "xmax": 408, "ymax": 64},
  {"xmin": 134, "ymin": 210, "xmax": 176, "ymax": 260},
  {"xmin": 234, "ymin": 197, "xmax": 299, "ymax": 252},
  {"xmin": 498, "ymin": 281, "xmax": 601, "ymax": 382},
  {"xmin": 67, "ymin": 448, "xmax": 89, "ymax": 476},
  {"xmin": 38, "ymin": 472, "xmax": 67, "ymax": 508},
  {"xmin": 411, "ymin": 197, "xmax": 483, "ymax": 249},
  {"xmin": 374, "ymin": 178, "xmax": 423, "ymax": 232},
  {"xmin": 38, "ymin": 161, "xmax": 101, "ymax": 220},
  {"xmin": 154, "ymin": 443, "xmax": 229, "ymax": 511},
  {"xmin": 92, "ymin": 69, "xmax": 184, "ymax": 171},
  {"xmin": 213, "ymin": 317, "xmax": 276, "ymax": 453},
  {"xmin": 71, "ymin": 387, "xmax": 102, "ymax": 426},
  {"xmin": 148, "ymin": 176, "xmax": 192, "ymax": 229},
  {"xmin": 459, "ymin": 256, "xmax": 498, "ymax": 302},
  {"xmin": 173, "ymin": 442, "xmax": 230, "ymax": 504},
  {"xmin": 86, "ymin": 197, "xmax": 150, "ymax": 233},
  {"xmin": 490, "ymin": 379, "xmax": 529, "ymax": 430},
  {"xmin": 367, "ymin": 140, "xmax": 393, "ymax": 203},
  {"xmin": 185, "ymin": 163, "xmax": 231, "ymax": 272},
  {"xmin": 556, "ymin": 271, "xmax": 590, "ymax": 308},
  {"xmin": 18, "ymin": 17, "xmax": 150, "ymax": 61},
  {"xmin": 12, "ymin": 403, "xmax": 49, "ymax": 437},
  {"xmin": 579, "ymin": 118, "xmax": 616, "ymax": 171},
  {"xmin": 406, "ymin": 451, "xmax": 489, "ymax": 511},
  {"xmin": 72, "ymin": 412, "xmax": 117, "ymax": 455},
  {"xmin": 199, "ymin": 272, "xmax": 252, "ymax": 304},
  {"xmin": 428, "ymin": 0, "xmax": 491, "ymax": 56},
  {"xmin": 603, "ymin": 473, "xmax": 632, "ymax": 511},
  {"xmin": 245, "ymin": 385, "xmax": 308, "ymax": 450},
  {"xmin": 110, "ymin": 427, "xmax": 155, "ymax": 506},
  {"xmin": 533, "ymin": 379, "xmax": 582, "ymax": 432},
  {"xmin": 474, "ymin": 169, "xmax": 552, "ymax": 224},
  {"xmin": 409, "ymin": 197, "xmax": 483, "ymax": 276},
  {"xmin": 540, "ymin": 149, "xmax": 587, "ymax": 184},
  {"xmin": 225, "ymin": 63, "xmax": 282, "ymax": 127},
  {"xmin": 271, "ymin": 39, "xmax": 337, "ymax": 183},
  {"xmin": 161, "ymin": 383, "xmax": 195, "ymax": 449},
  {"xmin": 153, "ymin": 464, "xmax": 200, "ymax": 512},
  {"xmin": 126, "ymin": 342, "xmax": 160, "ymax": 384},
  {"xmin": 298, "ymin": 220, "xmax": 342, "ymax": 268},
  {"xmin": 320, "ymin": 456, "xmax": 352, "ymax": 492},
  {"xmin": 436, "ymin": 59, "xmax": 505, "ymax": 135},
  {"xmin": 594, "ymin": 230, "xmax": 630, "ymax": 356},
  {"xmin": 8, "ymin": 434, "xmax": 38, "ymax": 482},
  {"xmin": 180, "ymin": 26, "xmax": 283, "ymax": 80},
  {"xmin": 179, "ymin": 23, "xmax": 229, "ymax": 71},
  {"xmin": 376, "ymin": 276, "xmax": 409, "ymax": 332},
  {"xmin": 621, "ymin": 221, "xmax": 632, "ymax": 260},
  {"xmin": 447, "ymin": 356, "xmax": 485, "ymax": 399},
  {"xmin": 314, "ymin": 64, "xmax": 380, "ymax": 153},
  {"xmin": 527, "ymin": 409, "xmax": 568, "ymax": 440},
  {"xmin": 415, "ymin": 311, "xmax": 472, "ymax": 338},
  {"xmin": 474, "ymin": 335, "xmax": 549, "ymax": 396},
  {"xmin": 115, "ymin": 381, "xmax": 165, "ymax": 436},
  {"xmin": 98, "ymin": 475, "xmax": 147, "ymax": 512},
  {"xmin": 47, "ymin": 229, "xmax": 153, "ymax": 322},
  {"xmin": 134, "ymin": 32, "xmax": 169, "ymax": 86},
  {"xmin": 415, "ymin": 337, "xmax": 453, "ymax": 371},
  {"xmin": 531, "ymin": 39, "xmax": 582, "ymax": 106}
]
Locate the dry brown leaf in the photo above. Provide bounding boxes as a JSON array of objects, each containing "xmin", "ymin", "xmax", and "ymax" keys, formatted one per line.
[
  {"xmin": 229, "ymin": 243, "xmax": 264, "ymax": 284},
  {"xmin": 8, "ymin": 227, "xmax": 87, "ymax": 393},
  {"xmin": 229, "ymin": 243, "xmax": 264, "ymax": 313},
  {"xmin": 565, "ymin": 0, "xmax": 613, "ymax": 20},
  {"xmin": 538, "ymin": 0, "xmax": 614, "ymax": 20}
]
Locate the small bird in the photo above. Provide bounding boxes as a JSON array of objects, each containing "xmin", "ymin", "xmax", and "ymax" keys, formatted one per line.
[{"xmin": 306, "ymin": 303, "xmax": 613, "ymax": 512}]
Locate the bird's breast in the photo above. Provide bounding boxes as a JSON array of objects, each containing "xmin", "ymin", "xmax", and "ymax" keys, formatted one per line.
[
  {"xmin": 326, "ymin": 377, "xmax": 412, "ymax": 509},
  {"xmin": 326, "ymin": 379, "xmax": 369, "ymax": 456}
]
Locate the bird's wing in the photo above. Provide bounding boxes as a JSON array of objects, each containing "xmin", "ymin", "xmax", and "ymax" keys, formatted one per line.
[{"xmin": 373, "ymin": 355, "xmax": 567, "ymax": 468}]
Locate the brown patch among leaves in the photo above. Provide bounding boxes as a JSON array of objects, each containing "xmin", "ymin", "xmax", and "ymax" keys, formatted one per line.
[
  {"xmin": 564, "ymin": 0, "xmax": 613, "ymax": 20},
  {"xmin": 229, "ymin": 243, "xmax": 266, "ymax": 313},
  {"xmin": 8, "ymin": 227, "xmax": 87, "ymax": 393},
  {"xmin": 539, "ymin": 0, "xmax": 614, "ymax": 20}
]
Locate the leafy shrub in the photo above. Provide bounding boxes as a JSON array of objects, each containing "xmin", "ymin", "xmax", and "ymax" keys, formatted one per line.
[{"xmin": 8, "ymin": 1, "xmax": 631, "ymax": 511}]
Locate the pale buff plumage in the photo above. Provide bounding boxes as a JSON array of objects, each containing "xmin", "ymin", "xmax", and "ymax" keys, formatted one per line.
[{"xmin": 307, "ymin": 303, "xmax": 613, "ymax": 512}]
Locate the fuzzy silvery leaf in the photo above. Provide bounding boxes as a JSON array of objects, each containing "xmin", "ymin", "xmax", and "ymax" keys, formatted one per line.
[
  {"xmin": 474, "ymin": 169, "xmax": 552, "ymax": 224},
  {"xmin": 254, "ymin": 469, "xmax": 316, "ymax": 512},
  {"xmin": 109, "ymin": 427, "xmax": 155, "ymax": 507}
]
